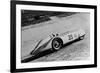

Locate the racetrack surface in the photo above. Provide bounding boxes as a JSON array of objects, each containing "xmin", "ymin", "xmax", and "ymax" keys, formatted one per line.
[{"xmin": 21, "ymin": 13, "xmax": 90, "ymax": 62}]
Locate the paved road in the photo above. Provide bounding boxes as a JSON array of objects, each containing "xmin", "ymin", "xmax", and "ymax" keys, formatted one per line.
[{"xmin": 21, "ymin": 13, "xmax": 90, "ymax": 62}]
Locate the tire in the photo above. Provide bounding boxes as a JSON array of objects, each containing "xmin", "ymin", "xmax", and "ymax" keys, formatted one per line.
[
  {"xmin": 79, "ymin": 35, "xmax": 85, "ymax": 40},
  {"xmin": 51, "ymin": 37, "xmax": 63, "ymax": 51}
]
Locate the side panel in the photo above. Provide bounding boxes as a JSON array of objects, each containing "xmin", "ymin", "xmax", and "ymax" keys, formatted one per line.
[{"xmin": 60, "ymin": 31, "xmax": 80, "ymax": 44}]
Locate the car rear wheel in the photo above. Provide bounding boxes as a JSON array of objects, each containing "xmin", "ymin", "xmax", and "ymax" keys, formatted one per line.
[
  {"xmin": 79, "ymin": 35, "xmax": 85, "ymax": 40},
  {"xmin": 52, "ymin": 37, "xmax": 63, "ymax": 51}
]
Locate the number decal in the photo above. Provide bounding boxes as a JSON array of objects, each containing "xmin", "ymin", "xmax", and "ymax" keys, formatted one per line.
[
  {"xmin": 68, "ymin": 34, "xmax": 73, "ymax": 40},
  {"xmin": 74, "ymin": 34, "xmax": 77, "ymax": 38}
]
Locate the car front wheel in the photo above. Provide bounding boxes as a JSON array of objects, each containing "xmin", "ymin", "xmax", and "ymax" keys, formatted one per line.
[{"xmin": 51, "ymin": 37, "xmax": 63, "ymax": 51}]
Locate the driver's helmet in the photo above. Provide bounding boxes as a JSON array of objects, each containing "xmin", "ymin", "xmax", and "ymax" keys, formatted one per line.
[
  {"xmin": 52, "ymin": 33, "xmax": 59, "ymax": 37},
  {"xmin": 56, "ymin": 33, "xmax": 59, "ymax": 36},
  {"xmin": 50, "ymin": 33, "xmax": 59, "ymax": 38},
  {"xmin": 52, "ymin": 34, "xmax": 55, "ymax": 37}
]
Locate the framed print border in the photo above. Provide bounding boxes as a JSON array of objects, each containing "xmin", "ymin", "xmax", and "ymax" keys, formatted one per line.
[{"xmin": 10, "ymin": 0, "xmax": 97, "ymax": 72}]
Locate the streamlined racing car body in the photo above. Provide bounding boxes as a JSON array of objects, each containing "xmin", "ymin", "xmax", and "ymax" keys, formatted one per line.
[{"xmin": 30, "ymin": 29, "xmax": 85, "ymax": 56}]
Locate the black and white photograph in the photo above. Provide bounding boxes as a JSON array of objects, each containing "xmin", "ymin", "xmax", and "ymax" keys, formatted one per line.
[
  {"xmin": 21, "ymin": 10, "xmax": 90, "ymax": 63},
  {"xmin": 11, "ymin": 1, "xmax": 97, "ymax": 72}
]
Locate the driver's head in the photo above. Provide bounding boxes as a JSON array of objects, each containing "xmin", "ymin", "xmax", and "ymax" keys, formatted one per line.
[
  {"xmin": 52, "ymin": 34, "xmax": 55, "ymax": 37},
  {"xmin": 56, "ymin": 34, "xmax": 58, "ymax": 36}
]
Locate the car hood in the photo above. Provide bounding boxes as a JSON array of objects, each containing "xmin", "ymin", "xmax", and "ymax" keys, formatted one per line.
[{"xmin": 30, "ymin": 36, "xmax": 52, "ymax": 55}]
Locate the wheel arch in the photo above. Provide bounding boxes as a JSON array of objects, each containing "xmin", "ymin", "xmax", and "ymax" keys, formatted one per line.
[{"xmin": 52, "ymin": 37, "xmax": 64, "ymax": 45}]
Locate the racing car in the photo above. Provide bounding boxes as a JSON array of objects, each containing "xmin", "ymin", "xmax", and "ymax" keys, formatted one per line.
[{"xmin": 30, "ymin": 29, "xmax": 85, "ymax": 55}]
